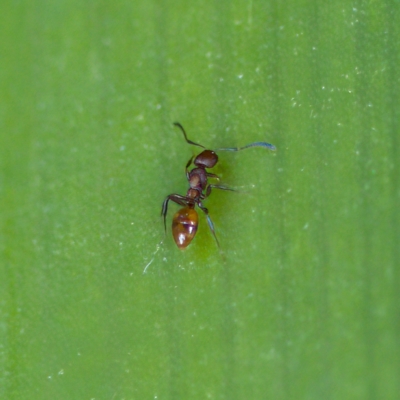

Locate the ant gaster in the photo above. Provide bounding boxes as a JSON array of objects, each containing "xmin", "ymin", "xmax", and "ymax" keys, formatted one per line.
[{"xmin": 162, "ymin": 122, "xmax": 276, "ymax": 249}]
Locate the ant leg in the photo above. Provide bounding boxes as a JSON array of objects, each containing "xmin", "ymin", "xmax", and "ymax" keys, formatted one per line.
[
  {"xmin": 216, "ymin": 141, "xmax": 276, "ymax": 152},
  {"xmin": 198, "ymin": 204, "xmax": 220, "ymax": 248},
  {"xmin": 206, "ymin": 172, "xmax": 220, "ymax": 180},
  {"xmin": 161, "ymin": 197, "xmax": 171, "ymax": 233},
  {"xmin": 173, "ymin": 122, "xmax": 206, "ymax": 149},
  {"xmin": 185, "ymin": 156, "xmax": 194, "ymax": 180},
  {"xmin": 161, "ymin": 194, "xmax": 191, "ymax": 233},
  {"xmin": 204, "ymin": 184, "xmax": 235, "ymax": 198}
]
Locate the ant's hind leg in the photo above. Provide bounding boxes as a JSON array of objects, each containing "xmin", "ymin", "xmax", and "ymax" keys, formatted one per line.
[
  {"xmin": 161, "ymin": 194, "xmax": 192, "ymax": 232},
  {"xmin": 198, "ymin": 205, "xmax": 220, "ymax": 248},
  {"xmin": 161, "ymin": 197, "xmax": 171, "ymax": 233}
]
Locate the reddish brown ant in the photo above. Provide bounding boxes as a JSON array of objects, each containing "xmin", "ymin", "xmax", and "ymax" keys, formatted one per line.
[{"xmin": 162, "ymin": 122, "xmax": 276, "ymax": 249}]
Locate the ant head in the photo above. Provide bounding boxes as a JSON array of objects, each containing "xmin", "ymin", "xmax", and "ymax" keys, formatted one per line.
[{"xmin": 194, "ymin": 150, "xmax": 218, "ymax": 168}]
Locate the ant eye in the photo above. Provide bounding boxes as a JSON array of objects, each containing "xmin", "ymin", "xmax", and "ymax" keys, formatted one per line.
[{"xmin": 194, "ymin": 150, "xmax": 218, "ymax": 168}]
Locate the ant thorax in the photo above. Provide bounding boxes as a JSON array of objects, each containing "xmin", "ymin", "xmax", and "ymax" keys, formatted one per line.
[{"xmin": 189, "ymin": 168, "xmax": 207, "ymax": 191}]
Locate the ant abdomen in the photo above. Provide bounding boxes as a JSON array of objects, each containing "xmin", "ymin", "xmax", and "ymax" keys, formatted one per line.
[{"xmin": 172, "ymin": 207, "xmax": 198, "ymax": 248}]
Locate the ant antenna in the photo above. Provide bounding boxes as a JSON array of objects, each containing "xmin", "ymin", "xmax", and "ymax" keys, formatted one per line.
[
  {"xmin": 173, "ymin": 122, "xmax": 206, "ymax": 149},
  {"xmin": 216, "ymin": 142, "xmax": 276, "ymax": 152}
]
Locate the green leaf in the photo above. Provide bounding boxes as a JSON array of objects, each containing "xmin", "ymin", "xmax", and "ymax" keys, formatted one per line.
[{"xmin": 1, "ymin": 0, "xmax": 399, "ymax": 399}]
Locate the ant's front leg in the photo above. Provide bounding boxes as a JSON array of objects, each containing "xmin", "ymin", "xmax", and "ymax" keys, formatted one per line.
[
  {"xmin": 206, "ymin": 172, "xmax": 220, "ymax": 180},
  {"xmin": 204, "ymin": 184, "xmax": 235, "ymax": 199},
  {"xmin": 161, "ymin": 194, "xmax": 190, "ymax": 233},
  {"xmin": 185, "ymin": 156, "xmax": 194, "ymax": 180}
]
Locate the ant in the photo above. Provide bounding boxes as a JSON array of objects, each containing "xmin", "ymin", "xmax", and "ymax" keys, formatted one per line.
[{"xmin": 162, "ymin": 122, "xmax": 276, "ymax": 249}]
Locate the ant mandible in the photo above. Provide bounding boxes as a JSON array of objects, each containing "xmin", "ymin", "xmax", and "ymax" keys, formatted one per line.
[{"xmin": 162, "ymin": 122, "xmax": 276, "ymax": 249}]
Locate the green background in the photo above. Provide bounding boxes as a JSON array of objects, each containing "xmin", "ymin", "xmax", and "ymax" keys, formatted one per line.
[{"xmin": 1, "ymin": 0, "xmax": 399, "ymax": 399}]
